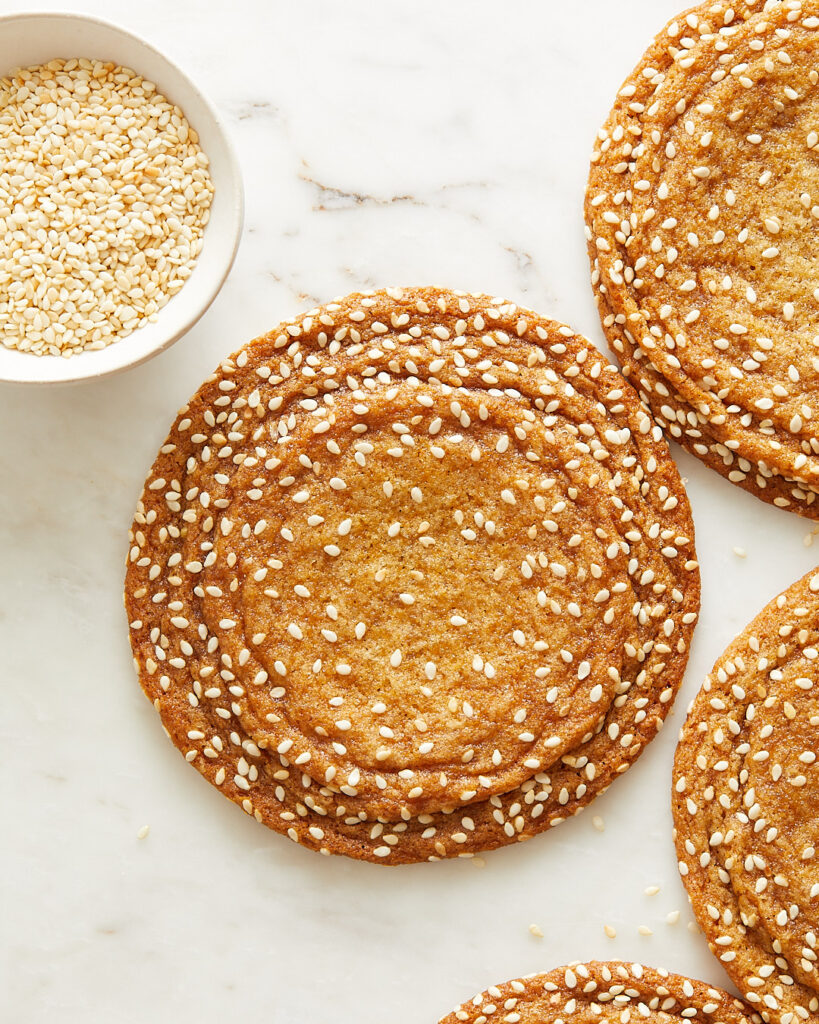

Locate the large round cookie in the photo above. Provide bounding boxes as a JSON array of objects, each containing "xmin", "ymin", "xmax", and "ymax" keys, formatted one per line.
[
  {"xmin": 126, "ymin": 286, "xmax": 700, "ymax": 863},
  {"xmin": 673, "ymin": 567, "xmax": 819, "ymax": 1023},
  {"xmin": 438, "ymin": 962, "xmax": 759, "ymax": 1024},
  {"xmin": 586, "ymin": 0, "xmax": 819, "ymax": 517}
]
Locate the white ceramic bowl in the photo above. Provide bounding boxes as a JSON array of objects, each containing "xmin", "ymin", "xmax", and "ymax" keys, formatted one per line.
[{"xmin": 0, "ymin": 12, "xmax": 244, "ymax": 385}]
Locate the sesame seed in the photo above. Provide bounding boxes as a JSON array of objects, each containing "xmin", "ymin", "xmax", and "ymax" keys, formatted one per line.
[{"xmin": 0, "ymin": 59, "xmax": 213, "ymax": 357}]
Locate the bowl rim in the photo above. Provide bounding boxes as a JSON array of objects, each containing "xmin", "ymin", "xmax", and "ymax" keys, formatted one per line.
[{"xmin": 0, "ymin": 9, "xmax": 244, "ymax": 386}]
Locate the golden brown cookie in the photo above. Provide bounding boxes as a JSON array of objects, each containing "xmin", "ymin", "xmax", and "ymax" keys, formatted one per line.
[
  {"xmin": 586, "ymin": 0, "xmax": 819, "ymax": 518},
  {"xmin": 438, "ymin": 961, "xmax": 759, "ymax": 1024},
  {"xmin": 673, "ymin": 566, "xmax": 819, "ymax": 1023},
  {"xmin": 126, "ymin": 286, "xmax": 700, "ymax": 863}
]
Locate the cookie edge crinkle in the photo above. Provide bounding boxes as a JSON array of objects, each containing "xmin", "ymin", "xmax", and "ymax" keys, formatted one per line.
[{"xmin": 438, "ymin": 960, "xmax": 760, "ymax": 1024}]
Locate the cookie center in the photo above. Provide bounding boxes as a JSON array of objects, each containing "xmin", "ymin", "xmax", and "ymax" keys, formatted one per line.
[{"xmin": 205, "ymin": 384, "xmax": 624, "ymax": 806}]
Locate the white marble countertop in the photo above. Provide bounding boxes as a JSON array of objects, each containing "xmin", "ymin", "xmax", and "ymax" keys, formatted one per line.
[{"xmin": 1, "ymin": 1, "xmax": 816, "ymax": 1021}]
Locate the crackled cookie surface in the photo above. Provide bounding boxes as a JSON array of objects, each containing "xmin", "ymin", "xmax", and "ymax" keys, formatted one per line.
[
  {"xmin": 126, "ymin": 286, "xmax": 699, "ymax": 863},
  {"xmin": 587, "ymin": 0, "xmax": 819, "ymax": 517},
  {"xmin": 674, "ymin": 567, "xmax": 819, "ymax": 1023},
  {"xmin": 438, "ymin": 961, "xmax": 759, "ymax": 1024}
]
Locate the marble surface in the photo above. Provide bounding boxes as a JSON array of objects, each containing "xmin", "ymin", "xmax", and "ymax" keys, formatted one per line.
[{"xmin": 1, "ymin": 1, "xmax": 816, "ymax": 1021}]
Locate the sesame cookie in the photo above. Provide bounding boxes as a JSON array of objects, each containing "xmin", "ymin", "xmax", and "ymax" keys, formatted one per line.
[
  {"xmin": 438, "ymin": 961, "xmax": 759, "ymax": 1024},
  {"xmin": 126, "ymin": 286, "xmax": 699, "ymax": 863},
  {"xmin": 586, "ymin": 0, "xmax": 819, "ymax": 517},
  {"xmin": 673, "ymin": 566, "xmax": 819, "ymax": 1023}
]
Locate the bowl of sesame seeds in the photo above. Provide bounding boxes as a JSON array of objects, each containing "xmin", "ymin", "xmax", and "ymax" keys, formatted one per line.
[{"xmin": 0, "ymin": 12, "xmax": 243, "ymax": 385}]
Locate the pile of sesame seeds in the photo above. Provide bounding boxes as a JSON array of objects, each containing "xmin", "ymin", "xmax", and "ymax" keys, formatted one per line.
[
  {"xmin": 673, "ymin": 566, "xmax": 819, "ymax": 1024},
  {"xmin": 437, "ymin": 961, "xmax": 760, "ymax": 1024},
  {"xmin": 125, "ymin": 287, "xmax": 699, "ymax": 864},
  {"xmin": 586, "ymin": 0, "xmax": 819, "ymax": 517},
  {"xmin": 0, "ymin": 58, "xmax": 213, "ymax": 356}
]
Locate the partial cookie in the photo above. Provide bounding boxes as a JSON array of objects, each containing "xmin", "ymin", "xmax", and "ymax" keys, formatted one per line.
[
  {"xmin": 438, "ymin": 961, "xmax": 759, "ymax": 1024},
  {"xmin": 586, "ymin": 0, "xmax": 819, "ymax": 517},
  {"xmin": 588, "ymin": 0, "xmax": 818, "ymax": 470},
  {"xmin": 126, "ymin": 286, "xmax": 699, "ymax": 863},
  {"xmin": 673, "ymin": 567, "xmax": 819, "ymax": 1023}
]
